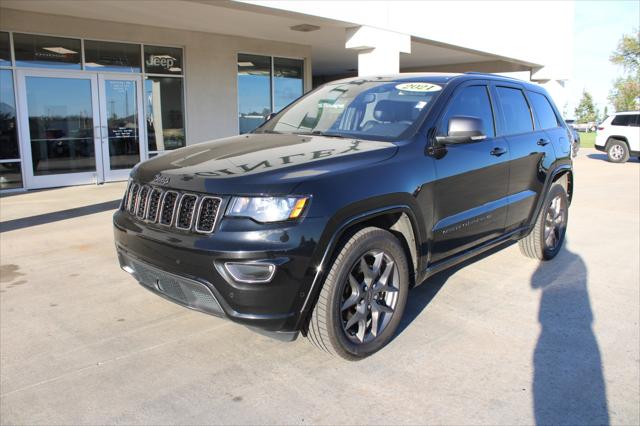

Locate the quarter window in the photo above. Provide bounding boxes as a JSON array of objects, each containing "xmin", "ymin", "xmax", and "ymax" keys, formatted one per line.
[
  {"xmin": 528, "ymin": 91, "xmax": 559, "ymax": 129},
  {"xmin": 496, "ymin": 87, "xmax": 534, "ymax": 135},
  {"xmin": 611, "ymin": 115, "xmax": 637, "ymax": 126},
  {"xmin": 439, "ymin": 85, "xmax": 495, "ymax": 138}
]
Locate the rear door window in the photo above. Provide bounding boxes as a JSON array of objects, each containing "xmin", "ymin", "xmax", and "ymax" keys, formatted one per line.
[
  {"xmin": 527, "ymin": 91, "xmax": 559, "ymax": 129},
  {"xmin": 439, "ymin": 85, "xmax": 495, "ymax": 138},
  {"xmin": 612, "ymin": 115, "xmax": 632, "ymax": 126},
  {"xmin": 633, "ymin": 115, "xmax": 640, "ymax": 127},
  {"xmin": 496, "ymin": 87, "xmax": 534, "ymax": 135}
]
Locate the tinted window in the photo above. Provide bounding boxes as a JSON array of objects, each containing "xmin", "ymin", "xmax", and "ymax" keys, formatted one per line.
[
  {"xmin": 14, "ymin": 33, "xmax": 81, "ymax": 69},
  {"xmin": 238, "ymin": 54, "xmax": 272, "ymax": 134},
  {"xmin": 612, "ymin": 115, "xmax": 633, "ymax": 126},
  {"xmin": 439, "ymin": 85, "xmax": 495, "ymax": 137},
  {"xmin": 274, "ymin": 57, "xmax": 303, "ymax": 112},
  {"xmin": 0, "ymin": 32, "xmax": 10, "ymax": 66},
  {"xmin": 633, "ymin": 115, "xmax": 640, "ymax": 127},
  {"xmin": 496, "ymin": 87, "xmax": 533, "ymax": 135},
  {"xmin": 145, "ymin": 77, "xmax": 185, "ymax": 151},
  {"xmin": 84, "ymin": 40, "xmax": 141, "ymax": 72},
  {"xmin": 144, "ymin": 45, "xmax": 183, "ymax": 75},
  {"xmin": 528, "ymin": 91, "xmax": 559, "ymax": 129},
  {"xmin": 0, "ymin": 70, "xmax": 19, "ymax": 160}
]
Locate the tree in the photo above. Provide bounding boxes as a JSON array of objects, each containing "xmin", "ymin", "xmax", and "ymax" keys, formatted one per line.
[
  {"xmin": 574, "ymin": 90, "xmax": 599, "ymax": 123},
  {"xmin": 608, "ymin": 77, "xmax": 640, "ymax": 111},
  {"xmin": 608, "ymin": 29, "xmax": 640, "ymax": 112},
  {"xmin": 610, "ymin": 28, "xmax": 640, "ymax": 73},
  {"xmin": 602, "ymin": 106, "xmax": 609, "ymax": 121}
]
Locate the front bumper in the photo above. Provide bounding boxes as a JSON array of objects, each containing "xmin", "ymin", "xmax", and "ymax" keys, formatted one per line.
[{"xmin": 113, "ymin": 209, "xmax": 326, "ymax": 338}]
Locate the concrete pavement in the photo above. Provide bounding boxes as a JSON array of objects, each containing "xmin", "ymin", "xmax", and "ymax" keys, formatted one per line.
[{"xmin": 1, "ymin": 149, "xmax": 638, "ymax": 425}]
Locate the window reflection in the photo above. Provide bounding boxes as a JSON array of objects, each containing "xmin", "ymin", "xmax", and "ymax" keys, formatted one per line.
[
  {"xmin": 26, "ymin": 77, "xmax": 95, "ymax": 175},
  {"xmin": 145, "ymin": 77, "xmax": 185, "ymax": 151},
  {"xmin": 105, "ymin": 80, "xmax": 140, "ymax": 169},
  {"xmin": 14, "ymin": 34, "xmax": 81, "ymax": 69},
  {"xmin": 238, "ymin": 54, "xmax": 272, "ymax": 134},
  {"xmin": 274, "ymin": 57, "xmax": 303, "ymax": 112},
  {"xmin": 84, "ymin": 40, "xmax": 141, "ymax": 72},
  {"xmin": 0, "ymin": 163, "xmax": 22, "ymax": 190},
  {"xmin": 0, "ymin": 70, "xmax": 19, "ymax": 160},
  {"xmin": 0, "ymin": 32, "xmax": 10, "ymax": 66}
]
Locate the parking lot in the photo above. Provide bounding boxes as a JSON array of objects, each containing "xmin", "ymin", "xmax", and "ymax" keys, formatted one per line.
[{"xmin": 1, "ymin": 149, "xmax": 638, "ymax": 425}]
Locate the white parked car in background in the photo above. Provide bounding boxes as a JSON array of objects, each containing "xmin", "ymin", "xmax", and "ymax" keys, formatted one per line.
[{"xmin": 595, "ymin": 112, "xmax": 640, "ymax": 163}]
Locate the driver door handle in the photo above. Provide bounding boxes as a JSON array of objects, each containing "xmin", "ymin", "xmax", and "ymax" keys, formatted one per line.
[
  {"xmin": 490, "ymin": 147, "xmax": 507, "ymax": 157},
  {"xmin": 537, "ymin": 138, "xmax": 550, "ymax": 146}
]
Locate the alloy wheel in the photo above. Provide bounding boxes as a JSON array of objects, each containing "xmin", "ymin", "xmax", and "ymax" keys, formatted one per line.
[
  {"xmin": 544, "ymin": 195, "xmax": 565, "ymax": 250},
  {"xmin": 340, "ymin": 250, "xmax": 400, "ymax": 344},
  {"xmin": 609, "ymin": 144, "xmax": 625, "ymax": 161}
]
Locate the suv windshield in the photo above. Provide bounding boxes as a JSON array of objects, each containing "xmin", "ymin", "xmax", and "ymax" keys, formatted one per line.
[{"xmin": 256, "ymin": 80, "xmax": 444, "ymax": 141}]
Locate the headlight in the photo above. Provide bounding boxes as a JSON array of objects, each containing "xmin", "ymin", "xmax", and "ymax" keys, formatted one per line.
[{"xmin": 226, "ymin": 196, "xmax": 309, "ymax": 222}]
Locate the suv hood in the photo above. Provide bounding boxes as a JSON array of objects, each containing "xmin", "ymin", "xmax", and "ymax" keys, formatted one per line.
[{"xmin": 133, "ymin": 133, "xmax": 398, "ymax": 194}]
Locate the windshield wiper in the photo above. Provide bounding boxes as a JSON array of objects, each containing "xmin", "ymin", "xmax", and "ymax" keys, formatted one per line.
[{"xmin": 294, "ymin": 130, "xmax": 347, "ymax": 139}]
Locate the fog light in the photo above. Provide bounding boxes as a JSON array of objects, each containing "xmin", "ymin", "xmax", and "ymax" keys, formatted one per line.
[{"xmin": 224, "ymin": 262, "xmax": 276, "ymax": 283}]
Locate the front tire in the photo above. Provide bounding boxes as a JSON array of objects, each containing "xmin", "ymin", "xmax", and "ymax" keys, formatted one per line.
[
  {"xmin": 519, "ymin": 184, "xmax": 568, "ymax": 260},
  {"xmin": 307, "ymin": 227, "xmax": 409, "ymax": 360},
  {"xmin": 606, "ymin": 140, "xmax": 629, "ymax": 163}
]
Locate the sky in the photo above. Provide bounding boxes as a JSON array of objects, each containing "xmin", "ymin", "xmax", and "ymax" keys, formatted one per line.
[{"xmin": 567, "ymin": 0, "xmax": 639, "ymax": 117}]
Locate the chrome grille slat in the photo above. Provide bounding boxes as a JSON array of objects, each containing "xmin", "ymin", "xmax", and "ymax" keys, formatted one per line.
[
  {"xmin": 159, "ymin": 191, "xmax": 179, "ymax": 226},
  {"xmin": 128, "ymin": 183, "xmax": 140, "ymax": 214},
  {"xmin": 136, "ymin": 186, "xmax": 150, "ymax": 219},
  {"xmin": 195, "ymin": 196, "xmax": 222, "ymax": 234},
  {"xmin": 146, "ymin": 188, "xmax": 163, "ymax": 222},
  {"xmin": 176, "ymin": 194, "xmax": 198, "ymax": 230}
]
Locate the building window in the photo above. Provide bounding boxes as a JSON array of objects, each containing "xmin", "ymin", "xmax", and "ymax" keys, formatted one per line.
[
  {"xmin": 0, "ymin": 69, "xmax": 22, "ymax": 189},
  {"xmin": 145, "ymin": 77, "xmax": 185, "ymax": 152},
  {"xmin": 144, "ymin": 45, "xmax": 183, "ymax": 75},
  {"xmin": 0, "ymin": 32, "xmax": 10, "ymax": 67},
  {"xmin": 84, "ymin": 40, "xmax": 141, "ymax": 72},
  {"xmin": 13, "ymin": 33, "xmax": 81, "ymax": 69},
  {"xmin": 237, "ymin": 53, "xmax": 304, "ymax": 134}
]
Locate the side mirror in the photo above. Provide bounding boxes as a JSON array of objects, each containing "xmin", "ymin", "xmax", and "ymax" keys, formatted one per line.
[
  {"xmin": 264, "ymin": 112, "xmax": 277, "ymax": 122},
  {"xmin": 435, "ymin": 116, "xmax": 487, "ymax": 145}
]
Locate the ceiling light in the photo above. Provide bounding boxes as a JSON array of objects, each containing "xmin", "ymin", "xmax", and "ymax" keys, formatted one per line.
[
  {"xmin": 42, "ymin": 47, "xmax": 77, "ymax": 55},
  {"xmin": 238, "ymin": 61, "xmax": 255, "ymax": 67},
  {"xmin": 290, "ymin": 24, "xmax": 320, "ymax": 32}
]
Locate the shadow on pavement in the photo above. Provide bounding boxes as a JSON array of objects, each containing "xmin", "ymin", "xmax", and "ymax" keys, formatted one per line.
[
  {"xmin": 531, "ymin": 243, "xmax": 609, "ymax": 425},
  {"xmin": 587, "ymin": 153, "xmax": 640, "ymax": 163},
  {"xmin": 0, "ymin": 199, "xmax": 121, "ymax": 233},
  {"xmin": 396, "ymin": 241, "xmax": 515, "ymax": 336}
]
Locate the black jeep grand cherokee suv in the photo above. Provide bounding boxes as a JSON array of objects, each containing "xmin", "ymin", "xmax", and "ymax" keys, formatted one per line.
[{"xmin": 114, "ymin": 73, "xmax": 573, "ymax": 359}]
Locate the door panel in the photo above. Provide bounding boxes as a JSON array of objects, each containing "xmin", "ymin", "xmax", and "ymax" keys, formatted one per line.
[
  {"xmin": 431, "ymin": 139, "xmax": 510, "ymax": 261},
  {"xmin": 98, "ymin": 75, "xmax": 145, "ymax": 182},
  {"xmin": 430, "ymin": 82, "xmax": 509, "ymax": 262},
  {"xmin": 18, "ymin": 71, "xmax": 101, "ymax": 189}
]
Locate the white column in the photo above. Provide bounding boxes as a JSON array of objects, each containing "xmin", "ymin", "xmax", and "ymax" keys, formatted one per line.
[{"xmin": 345, "ymin": 26, "xmax": 411, "ymax": 77}]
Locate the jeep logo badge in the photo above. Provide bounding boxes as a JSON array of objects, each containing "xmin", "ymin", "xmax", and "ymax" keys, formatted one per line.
[{"xmin": 151, "ymin": 174, "xmax": 170, "ymax": 186}]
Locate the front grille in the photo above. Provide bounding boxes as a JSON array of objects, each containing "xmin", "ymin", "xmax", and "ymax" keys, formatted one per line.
[{"xmin": 122, "ymin": 183, "xmax": 222, "ymax": 234}]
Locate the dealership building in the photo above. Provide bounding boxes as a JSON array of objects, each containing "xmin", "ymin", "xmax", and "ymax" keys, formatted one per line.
[{"xmin": 0, "ymin": 0, "xmax": 573, "ymax": 192}]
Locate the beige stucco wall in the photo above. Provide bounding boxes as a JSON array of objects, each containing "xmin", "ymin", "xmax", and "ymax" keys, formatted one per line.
[{"xmin": 0, "ymin": 8, "xmax": 312, "ymax": 145}]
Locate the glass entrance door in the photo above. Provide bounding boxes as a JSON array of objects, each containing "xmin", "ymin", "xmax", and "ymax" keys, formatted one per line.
[
  {"xmin": 17, "ymin": 70, "xmax": 145, "ymax": 189},
  {"xmin": 17, "ymin": 70, "xmax": 101, "ymax": 189},
  {"xmin": 98, "ymin": 74, "xmax": 145, "ymax": 181}
]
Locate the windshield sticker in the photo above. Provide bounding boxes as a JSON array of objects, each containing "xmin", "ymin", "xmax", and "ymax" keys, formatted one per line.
[
  {"xmin": 395, "ymin": 82, "xmax": 442, "ymax": 92},
  {"xmin": 414, "ymin": 101, "xmax": 428, "ymax": 109}
]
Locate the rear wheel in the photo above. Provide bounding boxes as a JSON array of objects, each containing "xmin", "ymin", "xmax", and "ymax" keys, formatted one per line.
[
  {"xmin": 307, "ymin": 227, "xmax": 409, "ymax": 360},
  {"xmin": 606, "ymin": 140, "xmax": 629, "ymax": 163},
  {"xmin": 519, "ymin": 184, "xmax": 568, "ymax": 260}
]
